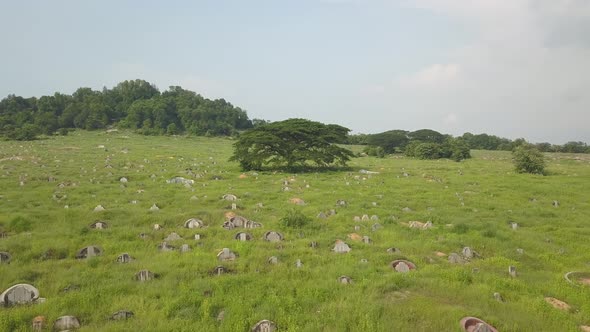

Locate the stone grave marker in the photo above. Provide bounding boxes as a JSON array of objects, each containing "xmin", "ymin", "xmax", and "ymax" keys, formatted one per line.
[
  {"xmin": 212, "ymin": 266, "xmax": 228, "ymax": 276},
  {"xmin": 295, "ymin": 259, "xmax": 303, "ymax": 268},
  {"xmin": 165, "ymin": 232, "xmax": 182, "ymax": 241},
  {"xmin": 332, "ymin": 240, "xmax": 351, "ymax": 253},
  {"xmin": 0, "ymin": 251, "xmax": 11, "ymax": 264},
  {"xmin": 53, "ymin": 316, "xmax": 80, "ymax": 331},
  {"xmin": 223, "ymin": 194, "xmax": 238, "ymax": 201},
  {"xmin": 448, "ymin": 253, "xmax": 464, "ymax": 264},
  {"xmin": 184, "ymin": 218, "xmax": 204, "ymax": 229},
  {"xmin": 264, "ymin": 231, "xmax": 284, "ymax": 242},
  {"xmin": 158, "ymin": 242, "xmax": 175, "ymax": 252},
  {"xmin": 217, "ymin": 248, "xmax": 236, "ymax": 261},
  {"xmin": 89, "ymin": 221, "xmax": 108, "ymax": 229},
  {"xmin": 391, "ymin": 260, "xmax": 416, "ymax": 273},
  {"xmin": 251, "ymin": 319, "xmax": 277, "ymax": 332},
  {"xmin": 235, "ymin": 232, "xmax": 252, "ymax": 241},
  {"xmin": 268, "ymin": 256, "xmax": 278, "ymax": 264},
  {"xmin": 149, "ymin": 203, "xmax": 160, "ymax": 211},
  {"xmin": 222, "ymin": 221, "xmax": 235, "ymax": 230},
  {"xmin": 32, "ymin": 316, "xmax": 45, "ymax": 331},
  {"xmin": 111, "ymin": 310, "xmax": 134, "ymax": 320},
  {"xmin": 135, "ymin": 270, "xmax": 155, "ymax": 281},
  {"xmin": 338, "ymin": 276, "xmax": 353, "ymax": 284},
  {"xmin": 180, "ymin": 244, "xmax": 191, "ymax": 252},
  {"xmin": 493, "ymin": 292, "xmax": 504, "ymax": 302},
  {"xmin": 76, "ymin": 245, "xmax": 102, "ymax": 259},
  {"xmin": 230, "ymin": 215, "xmax": 248, "ymax": 227},
  {"xmin": 0, "ymin": 284, "xmax": 40, "ymax": 306},
  {"xmin": 94, "ymin": 205, "xmax": 105, "ymax": 212},
  {"xmin": 462, "ymin": 247, "xmax": 474, "ymax": 259},
  {"xmin": 509, "ymin": 266, "xmax": 517, "ymax": 277},
  {"xmin": 117, "ymin": 253, "xmax": 134, "ymax": 263}
]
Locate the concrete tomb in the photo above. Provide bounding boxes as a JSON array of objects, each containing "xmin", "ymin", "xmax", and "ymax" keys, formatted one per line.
[
  {"xmin": 89, "ymin": 221, "xmax": 108, "ymax": 229},
  {"xmin": 53, "ymin": 316, "xmax": 80, "ymax": 331},
  {"xmin": 217, "ymin": 248, "xmax": 237, "ymax": 261},
  {"xmin": 111, "ymin": 310, "xmax": 134, "ymax": 320},
  {"xmin": 0, "ymin": 284, "xmax": 40, "ymax": 306},
  {"xmin": 235, "ymin": 232, "xmax": 253, "ymax": 241},
  {"xmin": 76, "ymin": 245, "xmax": 102, "ymax": 259},
  {"xmin": 264, "ymin": 231, "xmax": 284, "ymax": 242},
  {"xmin": 251, "ymin": 319, "xmax": 277, "ymax": 332},
  {"xmin": 391, "ymin": 259, "xmax": 416, "ymax": 273},
  {"xmin": 184, "ymin": 218, "xmax": 204, "ymax": 229},
  {"xmin": 165, "ymin": 232, "xmax": 182, "ymax": 241},
  {"xmin": 135, "ymin": 270, "xmax": 156, "ymax": 281},
  {"xmin": 117, "ymin": 253, "xmax": 134, "ymax": 263},
  {"xmin": 332, "ymin": 240, "xmax": 351, "ymax": 253}
]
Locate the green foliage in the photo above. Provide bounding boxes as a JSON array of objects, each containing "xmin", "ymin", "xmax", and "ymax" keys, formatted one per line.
[
  {"xmin": 8, "ymin": 215, "xmax": 32, "ymax": 232},
  {"xmin": 230, "ymin": 118, "xmax": 355, "ymax": 171},
  {"xmin": 513, "ymin": 144, "xmax": 546, "ymax": 174},
  {"xmin": 413, "ymin": 142, "xmax": 442, "ymax": 159},
  {"xmin": 280, "ymin": 209, "xmax": 311, "ymax": 228},
  {"xmin": 366, "ymin": 130, "xmax": 409, "ymax": 153},
  {"xmin": 408, "ymin": 129, "xmax": 445, "ymax": 143},
  {"xmin": 363, "ymin": 146, "xmax": 385, "ymax": 158},
  {"xmin": 0, "ymin": 80, "xmax": 254, "ymax": 140}
]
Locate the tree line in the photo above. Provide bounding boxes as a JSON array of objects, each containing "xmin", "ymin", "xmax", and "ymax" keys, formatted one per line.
[
  {"xmin": 0, "ymin": 79, "xmax": 256, "ymax": 140},
  {"xmin": 347, "ymin": 130, "xmax": 590, "ymax": 155}
]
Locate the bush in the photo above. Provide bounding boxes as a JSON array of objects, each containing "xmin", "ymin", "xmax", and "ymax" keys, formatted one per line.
[
  {"xmin": 513, "ymin": 145, "xmax": 545, "ymax": 174},
  {"xmin": 280, "ymin": 209, "xmax": 311, "ymax": 228},
  {"xmin": 413, "ymin": 143, "xmax": 441, "ymax": 159}
]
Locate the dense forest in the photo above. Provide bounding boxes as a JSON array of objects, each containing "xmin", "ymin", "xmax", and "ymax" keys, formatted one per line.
[{"xmin": 0, "ymin": 79, "xmax": 255, "ymax": 140}]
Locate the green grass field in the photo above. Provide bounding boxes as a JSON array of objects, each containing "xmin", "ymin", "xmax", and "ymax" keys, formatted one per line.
[{"xmin": 1, "ymin": 131, "xmax": 590, "ymax": 331}]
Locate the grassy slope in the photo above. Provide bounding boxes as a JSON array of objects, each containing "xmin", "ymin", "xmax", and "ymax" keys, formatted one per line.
[{"xmin": 0, "ymin": 131, "xmax": 590, "ymax": 331}]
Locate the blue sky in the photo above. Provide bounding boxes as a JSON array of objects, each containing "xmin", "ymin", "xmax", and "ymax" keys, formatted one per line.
[{"xmin": 1, "ymin": 0, "xmax": 588, "ymax": 143}]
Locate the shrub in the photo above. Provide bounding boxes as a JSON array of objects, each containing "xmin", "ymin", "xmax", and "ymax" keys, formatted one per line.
[
  {"xmin": 513, "ymin": 145, "xmax": 545, "ymax": 174},
  {"xmin": 280, "ymin": 209, "xmax": 311, "ymax": 228},
  {"xmin": 413, "ymin": 143, "xmax": 442, "ymax": 159}
]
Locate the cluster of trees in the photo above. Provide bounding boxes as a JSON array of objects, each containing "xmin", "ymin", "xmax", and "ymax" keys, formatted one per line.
[
  {"xmin": 348, "ymin": 130, "xmax": 590, "ymax": 158},
  {"xmin": 353, "ymin": 129, "xmax": 471, "ymax": 161},
  {"xmin": 0, "ymin": 80, "xmax": 255, "ymax": 140},
  {"xmin": 230, "ymin": 118, "xmax": 354, "ymax": 171},
  {"xmin": 460, "ymin": 133, "xmax": 590, "ymax": 153}
]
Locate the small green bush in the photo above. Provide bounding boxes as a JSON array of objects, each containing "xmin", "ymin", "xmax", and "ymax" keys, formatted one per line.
[
  {"xmin": 280, "ymin": 209, "xmax": 311, "ymax": 228},
  {"xmin": 513, "ymin": 145, "xmax": 545, "ymax": 174}
]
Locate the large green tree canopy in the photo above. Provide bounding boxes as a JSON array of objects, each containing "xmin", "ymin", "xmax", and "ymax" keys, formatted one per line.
[{"xmin": 230, "ymin": 118, "xmax": 355, "ymax": 171}]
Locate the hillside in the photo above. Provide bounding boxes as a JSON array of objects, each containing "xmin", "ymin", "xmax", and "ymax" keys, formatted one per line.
[{"xmin": 1, "ymin": 131, "xmax": 590, "ymax": 331}]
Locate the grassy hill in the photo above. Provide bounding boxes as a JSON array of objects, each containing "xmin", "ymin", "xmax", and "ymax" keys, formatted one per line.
[{"xmin": 1, "ymin": 131, "xmax": 590, "ymax": 331}]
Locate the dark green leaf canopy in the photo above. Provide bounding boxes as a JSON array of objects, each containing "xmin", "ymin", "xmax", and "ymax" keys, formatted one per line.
[{"xmin": 230, "ymin": 118, "xmax": 354, "ymax": 171}]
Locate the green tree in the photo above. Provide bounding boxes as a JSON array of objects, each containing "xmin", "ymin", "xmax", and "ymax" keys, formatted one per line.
[
  {"xmin": 513, "ymin": 144, "xmax": 545, "ymax": 174},
  {"xmin": 366, "ymin": 130, "xmax": 409, "ymax": 153},
  {"xmin": 230, "ymin": 118, "xmax": 354, "ymax": 171}
]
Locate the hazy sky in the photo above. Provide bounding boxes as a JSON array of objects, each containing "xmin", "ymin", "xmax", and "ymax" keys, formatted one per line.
[{"xmin": 1, "ymin": 0, "xmax": 588, "ymax": 143}]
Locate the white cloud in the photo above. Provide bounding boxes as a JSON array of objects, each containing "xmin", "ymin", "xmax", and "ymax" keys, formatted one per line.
[
  {"xmin": 399, "ymin": 63, "xmax": 460, "ymax": 89},
  {"xmin": 385, "ymin": 0, "xmax": 590, "ymax": 142}
]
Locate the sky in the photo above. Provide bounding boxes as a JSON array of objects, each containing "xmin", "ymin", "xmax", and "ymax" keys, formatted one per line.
[{"xmin": 0, "ymin": 0, "xmax": 588, "ymax": 144}]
